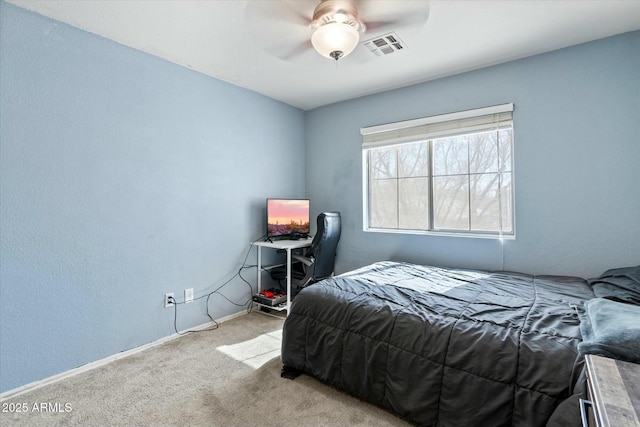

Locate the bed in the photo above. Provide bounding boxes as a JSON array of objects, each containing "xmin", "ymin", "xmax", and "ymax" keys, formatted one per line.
[{"xmin": 280, "ymin": 261, "xmax": 639, "ymax": 426}]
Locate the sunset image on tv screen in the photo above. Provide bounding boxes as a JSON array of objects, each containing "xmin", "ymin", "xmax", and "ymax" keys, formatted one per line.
[{"xmin": 267, "ymin": 199, "xmax": 310, "ymax": 237}]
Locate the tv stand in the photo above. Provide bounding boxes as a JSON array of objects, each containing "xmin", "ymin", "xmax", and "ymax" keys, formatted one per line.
[{"xmin": 252, "ymin": 238, "xmax": 313, "ymax": 315}]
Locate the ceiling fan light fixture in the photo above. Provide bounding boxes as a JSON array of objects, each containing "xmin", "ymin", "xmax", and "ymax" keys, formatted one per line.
[
  {"xmin": 311, "ymin": 22, "xmax": 360, "ymax": 60},
  {"xmin": 333, "ymin": 12, "xmax": 348, "ymax": 23}
]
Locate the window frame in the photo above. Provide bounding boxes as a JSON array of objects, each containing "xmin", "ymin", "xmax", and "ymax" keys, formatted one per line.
[{"xmin": 361, "ymin": 104, "xmax": 515, "ymax": 240}]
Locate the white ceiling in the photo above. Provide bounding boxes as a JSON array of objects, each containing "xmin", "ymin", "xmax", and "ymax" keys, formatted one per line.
[{"xmin": 8, "ymin": 0, "xmax": 640, "ymax": 111}]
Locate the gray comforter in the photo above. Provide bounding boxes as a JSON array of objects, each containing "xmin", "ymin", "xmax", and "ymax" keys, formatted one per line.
[{"xmin": 281, "ymin": 261, "xmax": 594, "ymax": 426}]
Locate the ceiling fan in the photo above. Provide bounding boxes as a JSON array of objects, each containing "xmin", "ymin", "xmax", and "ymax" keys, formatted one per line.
[{"xmin": 245, "ymin": 0, "xmax": 431, "ymax": 63}]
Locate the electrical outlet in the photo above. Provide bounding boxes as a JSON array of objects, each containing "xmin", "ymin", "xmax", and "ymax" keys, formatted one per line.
[
  {"xmin": 164, "ymin": 293, "xmax": 174, "ymax": 308},
  {"xmin": 185, "ymin": 288, "xmax": 194, "ymax": 303}
]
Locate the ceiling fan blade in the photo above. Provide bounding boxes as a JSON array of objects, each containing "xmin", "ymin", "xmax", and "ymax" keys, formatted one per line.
[
  {"xmin": 244, "ymin": 1, "xmax": 316, "ymax": 60},
  {"xmin": 362, "ymin": 20, "xmax": 395, "ymax": 32},
  {"xmin": 281, "ymin": 40, "xmax": 314, "ymax": 61},
  {"xmin": 364, "ymin": 14, "xmax": 430, "ymax": 32},
  {"xmin": 358, "ymin": 0, "xmax": 431, "ymax": 34},
  {"xmin": 255, "ymin": 36, "xmax": 314, "ymax": 62},
  {"xmin": 245, "ymin": 0, "xmax": 314, "ymax": 26}
]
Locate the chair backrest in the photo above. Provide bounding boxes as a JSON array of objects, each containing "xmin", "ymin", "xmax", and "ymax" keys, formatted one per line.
[{"xmin": 308, "ymin": 212, "xmax": 341, "ymax": 281}]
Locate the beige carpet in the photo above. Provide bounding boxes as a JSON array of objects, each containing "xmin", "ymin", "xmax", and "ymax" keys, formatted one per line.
[{"xmin": 0, "ymin": 312, "xmax": 411, "ymax": 426}]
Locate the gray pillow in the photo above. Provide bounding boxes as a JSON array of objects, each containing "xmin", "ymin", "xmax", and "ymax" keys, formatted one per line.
[{"xmin": 589, "ymin": 266, "xmax": 640, "ymax": 305}]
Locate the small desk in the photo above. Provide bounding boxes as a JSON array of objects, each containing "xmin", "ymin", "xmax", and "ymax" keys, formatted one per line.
[
  {"xmin": 583, "ymin": 355, "xmax": 640, "ymax": 427},
  {"xmin": 252, "ymin": 238, "xmax": 313, "ymax": 314}
]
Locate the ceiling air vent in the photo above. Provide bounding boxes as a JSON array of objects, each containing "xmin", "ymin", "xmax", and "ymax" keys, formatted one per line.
[{"xmin": 362, "ymin": 32, "xmax": 406, "ymax": 57}]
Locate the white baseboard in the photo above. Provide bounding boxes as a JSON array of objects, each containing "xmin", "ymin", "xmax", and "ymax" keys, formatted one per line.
[{"xmin": 0, "ymin": 310, "xmax": 249, "ymax": 401}]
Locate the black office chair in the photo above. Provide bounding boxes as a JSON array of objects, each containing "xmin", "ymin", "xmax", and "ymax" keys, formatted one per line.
[{"xmin": 270, "ymin": 212, "xmax": 341, "ymax": 292}]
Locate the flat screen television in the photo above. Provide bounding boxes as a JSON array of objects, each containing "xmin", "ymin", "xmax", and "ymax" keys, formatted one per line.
[{"xmin": 267, "ymin": 198, "xmax": 310, "ymax": 239}]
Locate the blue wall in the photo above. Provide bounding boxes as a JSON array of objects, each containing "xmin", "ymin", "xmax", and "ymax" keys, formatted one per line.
[
  {"xmin": 2, "ymin": 0, "xmax": 639, "ymax": 395},
  {"xmin": 0, "ymin": 2, "xmax": 304, "ymax": 393},
  {"xmin": 305, "ymin": 31, "xmax": 640, "ymax": 278}
]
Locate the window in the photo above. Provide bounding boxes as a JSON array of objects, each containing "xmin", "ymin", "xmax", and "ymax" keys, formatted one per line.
[{"xmin": 362, "ymin": 104, "xmax": 514, "ymax": 238}]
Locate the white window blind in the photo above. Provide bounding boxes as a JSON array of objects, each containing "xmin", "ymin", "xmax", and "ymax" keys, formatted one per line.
[
  {"xmin": 362, "ymin": 104, "xmax": 513, "ymax": 148},
  {"xmin": 361, "ymin": 104, "xmax": 515, "ymax": 238}
]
